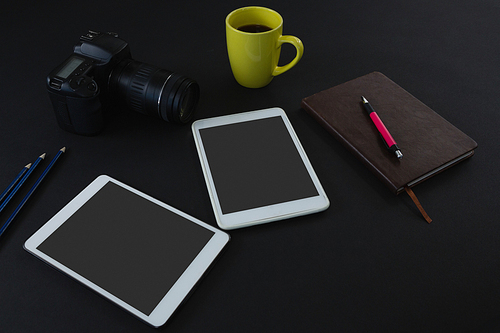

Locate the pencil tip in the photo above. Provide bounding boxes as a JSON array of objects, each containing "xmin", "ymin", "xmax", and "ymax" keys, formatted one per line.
[
  {"xmin": 60, "ymin": 147, "xmax": 66, "ymax": 153},
  {"xmin": 361, "ymin": 96, "xmax": 368, "ymax": 103},
  {"xmin": 25, "ymin": 163, "xmax": 32, "ymax": 168},
  {"xmin": 40, "ymin": 153, "xmax": 47, "ymax": 159}
]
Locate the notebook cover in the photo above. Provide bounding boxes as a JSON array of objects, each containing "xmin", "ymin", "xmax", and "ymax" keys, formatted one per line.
[{"xmin": 301, "ymin": 72, "xmax": 478, "ymax": 194}]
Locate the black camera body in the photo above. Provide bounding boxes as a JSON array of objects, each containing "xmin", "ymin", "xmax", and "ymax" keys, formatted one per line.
[{"xmin": 47, "ymin": 31, "xmax": 199, "ymax": 135}]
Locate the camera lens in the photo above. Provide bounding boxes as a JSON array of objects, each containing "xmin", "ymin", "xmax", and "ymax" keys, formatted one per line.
[{"xmin": 109, "ymin": 59, "xmax": 199, "ymax": 123}]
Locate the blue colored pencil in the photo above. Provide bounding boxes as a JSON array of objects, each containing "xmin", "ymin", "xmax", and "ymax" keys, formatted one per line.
[
  {"xmin": 0, "ymin": 153, "xmax": 46, "ymax": 215},
  {"xmin": 0, "ymin": 163, "xmax": 32, "ymax": 204},
  {"xmin": 0, "ymin": 148, "xmax": 65, "ymax": 238}
]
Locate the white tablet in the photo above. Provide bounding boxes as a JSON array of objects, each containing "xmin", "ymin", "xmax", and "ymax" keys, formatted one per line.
[
  {"xmin": 192, "ymin": 107, "xmax": 330, "ymax": 230},
  {"xmin": 24, "ymin": 175, "xmax": 230, "ymax": 328}
]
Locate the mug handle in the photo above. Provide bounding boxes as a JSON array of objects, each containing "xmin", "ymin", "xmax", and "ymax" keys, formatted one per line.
[{"xmin": 272, "ymin": 35, "xmax": 304, "ymax": 76}]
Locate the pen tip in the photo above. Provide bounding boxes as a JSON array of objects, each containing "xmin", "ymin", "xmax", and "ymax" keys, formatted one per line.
[
  {"xmin": 61, "ymin": 147, "xmax": 66, "ymax": 153},
  {"xmin": 361, "ymin": 96, "xmax": 368, "ymax": 103},
  {"xmin": 40, "ymin": 153, "xmax": 47, "ymax": 159}
]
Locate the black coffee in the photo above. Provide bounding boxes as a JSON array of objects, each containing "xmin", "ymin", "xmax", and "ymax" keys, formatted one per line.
[{"xmin": 237, "ymin": 24, "xmax": 273, "ymax": 33}]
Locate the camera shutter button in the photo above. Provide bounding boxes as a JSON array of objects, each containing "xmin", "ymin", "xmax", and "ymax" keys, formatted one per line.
[{"xmin": 87, "ymin": 82, "xmax": 97, "ymax": 92}]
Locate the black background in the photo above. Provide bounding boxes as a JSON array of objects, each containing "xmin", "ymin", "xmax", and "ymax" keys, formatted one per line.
[{"xmin": 1, "ymin": 1, "xmax": 499, "ymax": 332}]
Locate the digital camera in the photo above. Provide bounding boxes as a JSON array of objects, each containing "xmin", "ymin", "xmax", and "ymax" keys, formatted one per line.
[{"xmin": 47, "ymin": 30, "xmax": 200, "ymax": 135}]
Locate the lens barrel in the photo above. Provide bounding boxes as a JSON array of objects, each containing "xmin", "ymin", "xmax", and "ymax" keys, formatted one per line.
[{"xmin": 109, "ymin": 59, "xmax": 199, "ymax": 123}]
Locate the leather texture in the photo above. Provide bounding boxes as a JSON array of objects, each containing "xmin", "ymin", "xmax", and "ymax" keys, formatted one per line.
[{"xmin": 301, "ymin": 72, "xmax": 478, "ymax": 194}]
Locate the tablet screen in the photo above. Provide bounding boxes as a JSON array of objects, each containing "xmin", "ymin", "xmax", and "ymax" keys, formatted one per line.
[
  {"xmin": 36, "ymin": 181, "xmax": 215, "ymax": 316},
  {"xmin": 198, "ymin": 116, "xmax": 319, "ymax": 214}
]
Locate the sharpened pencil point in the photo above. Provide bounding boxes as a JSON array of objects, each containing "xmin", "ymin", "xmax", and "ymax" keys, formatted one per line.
[
  {"xmin": 25, "ymin": 163, "xmax": 32, "ymax": 169},
  {"xmin": 60, "ymin": 147, "xmax": 66, "ymax": 153},
  {"xmin": 0, "ymin": 147, "xmax": 65, "ymax": 238},
  {"xmin": 361, "ymin": 96, "xmax": 368, "ymax": 103}
]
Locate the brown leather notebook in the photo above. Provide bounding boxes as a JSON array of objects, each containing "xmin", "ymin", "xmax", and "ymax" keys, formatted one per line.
[{"xmin": 301, "ymin": 72, "xmax": 477, "ymax": 221}]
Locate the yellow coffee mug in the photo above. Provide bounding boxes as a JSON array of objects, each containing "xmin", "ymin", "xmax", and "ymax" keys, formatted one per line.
[{"xmin": 226, "ymin": 6, "xmax": 304, "ymax": 88}]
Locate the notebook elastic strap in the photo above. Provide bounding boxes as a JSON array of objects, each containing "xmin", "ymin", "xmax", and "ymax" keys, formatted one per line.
[{"xmin": 404, "ymin": 186, "xmax": 432, "ymax": 223}]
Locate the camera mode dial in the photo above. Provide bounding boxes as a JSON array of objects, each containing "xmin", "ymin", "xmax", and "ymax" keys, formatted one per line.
[{"xmin": 80, "ymin": 30, "xmax": 119, "ymax": 43}]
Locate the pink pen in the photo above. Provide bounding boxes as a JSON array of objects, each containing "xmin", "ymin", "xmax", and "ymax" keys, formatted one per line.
[{"xmin": 361, "ymin": 96, "xmax": 403, "ymax": 159}]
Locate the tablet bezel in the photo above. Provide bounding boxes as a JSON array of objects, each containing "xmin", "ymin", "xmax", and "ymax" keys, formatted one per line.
[
  {"xmin": 192, "ymin": 107, "xmax": 330, "ymax": 230},
  {"xmin": 24, "ymin": 175, "xmax": 230, "ymax": 328}
]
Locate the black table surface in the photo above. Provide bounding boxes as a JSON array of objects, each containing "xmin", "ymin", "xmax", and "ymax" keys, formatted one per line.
[{"xmin": 1, "ymin": 1, "xmax": 499, "ymax": 332}]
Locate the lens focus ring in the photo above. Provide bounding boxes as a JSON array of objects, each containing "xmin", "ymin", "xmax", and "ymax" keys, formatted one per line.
[{"xmin": 126, "ymin": 63, "xmax": 155, "ymax": 115}]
